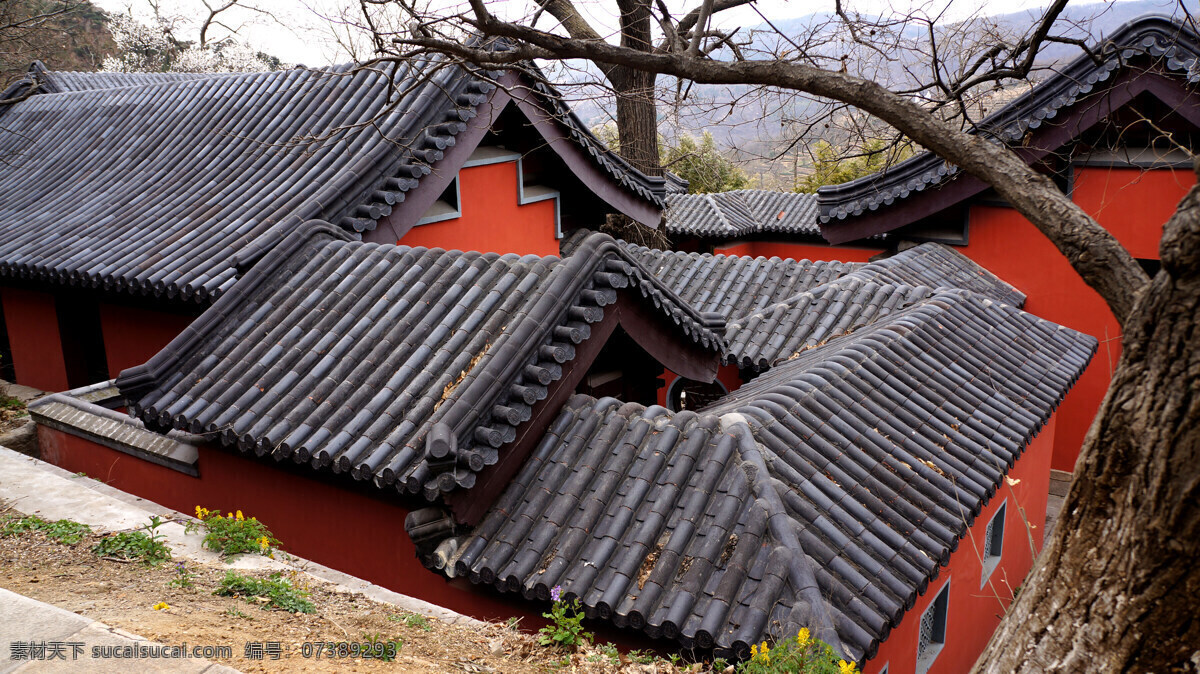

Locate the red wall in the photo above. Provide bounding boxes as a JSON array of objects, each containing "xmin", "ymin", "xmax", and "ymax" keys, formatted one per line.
[
  {"xmin": 36, "ymin": 426, "xmax": 534, "ymax": 623},
  {"xmin": 715, "ymin": 241, "xmax": 883, "ymax": 263},
  {"xmin": 962, "ymin": 166, "xmax": 1190, "ymax": 471},
  {"xmin": 657, "ymin": 363, "xmax": 743, "ymax": 408},
  {"xmin": 399, "ymin": 161, "xmax": 559, "ymax": 256},
  {"xmin": 0, "ymin": 286, "xmax": 69, "ymax": 392},
  {"xmin": 865, "ymin": 415, "xmax": 1055, "ymax": 674},
  {"xmin": 99, "ymin": 303, "xmax": 198, "ymax": 378}
]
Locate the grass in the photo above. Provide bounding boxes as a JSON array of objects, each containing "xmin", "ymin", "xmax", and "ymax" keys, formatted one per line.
[
  {"xmin": 0, "ymin": 515, "xmax": 92, "ymax": 545},
  {"xmin": 0, "ymin": 395, "xmax": 26, "ymax": 411},
  {"xmin": 214, "ymin": 570, "xmax": 314, "ymax": 614},
  {"xmin": 90, "ymin": 516, "xmax": 172, "ymax": 566},
  {"xmin": 388, "ymin": 612, "xmax": 433, "ymax": 631}
]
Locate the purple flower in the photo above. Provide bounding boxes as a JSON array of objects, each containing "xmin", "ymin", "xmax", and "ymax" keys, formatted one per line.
[{"xmin": 550, "ymin": 585, "xmax": 562, "ymax": 602}]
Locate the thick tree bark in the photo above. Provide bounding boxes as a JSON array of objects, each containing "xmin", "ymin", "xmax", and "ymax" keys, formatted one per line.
[
  {"xmin": 532, "ymin": 0, "xmax": 661, "ymax": 175},
  {"xmin": 973, "ymin": 163, "xmax": 1200, "ymax": 673}
]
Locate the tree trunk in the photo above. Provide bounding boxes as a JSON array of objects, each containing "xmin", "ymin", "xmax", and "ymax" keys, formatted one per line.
[
  {"xmin": 612, "ymin": 66, "xmax": 660, "ymax": 176},
  {"xmin": 973, "ymin": 164, "xmax": 1200, "ymax": 672},
  {"xmin": 611, "ymin": 0, "xmax": 660, "ymax": 176}
]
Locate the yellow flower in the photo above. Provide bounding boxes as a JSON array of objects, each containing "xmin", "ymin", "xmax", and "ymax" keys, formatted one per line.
[
  {"xmin": 257, "ymin": 536, "xmax": 270, "ymax": 550},
  {"xmin": 194, "ymin": 506, "xmax": 210, "ymax": 519},
  {"xmin": 838, "ymin": 660, "xmax": 857, "ymax": 674},
  {"xmin": 750, "ymin": 644, "xmax": 758, "ymax": 658},
  {"xmin": 152, "ymin": 602, "xmax": 169, "ymax": 611},
  {"xmin": 236, "ymin": 510, "xmax": 244, "ymax": 521},
  {"xmin": 797, "ymin": 627, "xmax": 810, "ymax": 647}
]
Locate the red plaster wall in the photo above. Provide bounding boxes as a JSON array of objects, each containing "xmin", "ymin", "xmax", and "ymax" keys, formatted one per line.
[
  {"xmin": 99, "ymin": 303, "xmax": 199, "ymax": 378},
  {"xmin": 715, "ymin": 241, "xmax": 883, "ymax": 263},
  {"xmin": 961, "ymin": 166, "xmax": 1189, "ymax": 471},
  {"xmin": 864, "ymin": 415, "xmax": 1056, "ymax": 674},
  {"xmin": 36, "ymin": 427, "xmax": 532, "ymax": 623},
  {"xmin": 0, "ymin": 287, "xmax": 69, "ymax": 391},
  {"xmin": 398, "ymin": 161, "xmax": 560, "ymax": 256},
  {"xmin": 656, "ymin": 363, "xmax": 743, "ymax": 408}
]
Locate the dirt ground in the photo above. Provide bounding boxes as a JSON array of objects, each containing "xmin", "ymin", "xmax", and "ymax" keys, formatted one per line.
[
  {"xmin": 0, "ymin": 515, "xmax": 708, "ymax": 673},
  {"xmin": 0, "ymin": 407, "xmax": 27, "ymax": 435}
]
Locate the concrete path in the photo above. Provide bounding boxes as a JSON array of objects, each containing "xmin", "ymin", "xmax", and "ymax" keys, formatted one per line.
[
  {"xmin": 0, "ymin": 587, "xmax": 239, "ymax": 673},
  {"xmin": 1, "ymin": 446, "xmax": 487, "ymax": 666}
]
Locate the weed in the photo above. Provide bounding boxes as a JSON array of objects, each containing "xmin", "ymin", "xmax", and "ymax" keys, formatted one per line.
[
  {"xmin": 91, "ymin": 516, "xmax": 172, "ymax": 565},
  {"xmin": 0, "ymin": 515, "xmax": 91, "ymax": 545},
  {"xmin": 712, "ymin": 658, "xmax": 730, "ymax": 671},
  {"xmin": 402, "ymin": 613, "xmax": 432, "ymax": 631},
  {"xmin": 506, "ymin": 616, "xmax": 522, "ymax": 630},
  {"xmin": 362, "ymin": 632, "xmax": 402, "ymax": 662},
  {"xmin": 168, "ymin": 561, "xmax": 196, "ymax": 589},
  {"xmin": 187, "ymin": 506, "xmax": 281, "ymax": 558},
  {"xmin": 214, "ymin": 570, "xmax": 314, "ymax": 613},
  {"xmin": 224, "ymin": 607, "xmax": 252, "ymax": 620},
  {"xmin": 628, "ymin": 649, "xmax": 656, "ymax": 665},
  {"xmin": 598, "ymin": 642, "xmax": 620, "ymax": 667},
  {"xmin": 538, "ymin": 585, "xmax": 592, "ymax": 652},
  {"xmin": 737, "ymin": 628, "xmax": 857, "ymax": 674},
  {"xmin": 0, "ymin": 395, "xmax": 25, "ymax": 411}
]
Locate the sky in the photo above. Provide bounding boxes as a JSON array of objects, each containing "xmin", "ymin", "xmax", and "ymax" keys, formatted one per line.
[{"xmin": 87, "ymin": 0, "xmax": 1159, "ymax": 67}]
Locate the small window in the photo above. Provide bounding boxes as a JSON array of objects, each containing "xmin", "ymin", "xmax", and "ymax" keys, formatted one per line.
[
  {"xmin": 981, "ymin": 501, "xmax": 1007, "ymax": 586},
  {"xmin": 665, "ymin": 377, "xmax": 727, "ymax": 412},
  {"xmin": 916, "ymin": 581, "xmax": 949, "ymax": 674}
]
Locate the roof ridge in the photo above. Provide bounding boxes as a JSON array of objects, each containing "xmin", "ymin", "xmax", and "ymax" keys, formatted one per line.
[{"xmin": 727, "ymin": 421, "xmax": 845, "ymax": 656}]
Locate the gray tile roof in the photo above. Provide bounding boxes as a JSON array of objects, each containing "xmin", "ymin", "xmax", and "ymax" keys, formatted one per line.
[
  {"xmin": 420, "ymin": 289, "xmax": 1096, "ymax": 662},
  {"xmin": 817, "ymin": 15, "xmax": 1200, "ymax": 224},
  {"xmin": 665, "ymin": 190, "xmax": 821, "ymax": 239},
  {"xmin": 625, "ymin": 242, "xmax": 1025, "ymax": 369},
  {"xmin": 0, "ymin": 58, "xmax": 674, "ymax": 301},
  {"xmin": 0, "ymin": 58, "xmax": 490, "ymax": 301},
  {"xmin": 116, "ymin": 223, "xmax": 724, "ymax": 500},
  {"xmin": 28, "ymin": 62, "xmax": 228, "ymax": 92}
]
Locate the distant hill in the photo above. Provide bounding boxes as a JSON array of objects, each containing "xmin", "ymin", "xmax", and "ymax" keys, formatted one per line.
[
  {"xmin": 1, "ymin": 1, "xmax": 116, "ymax": 87},
  {"xmin": 562, "ymin": 0, "xmax": 1186, "ymax": 188}
]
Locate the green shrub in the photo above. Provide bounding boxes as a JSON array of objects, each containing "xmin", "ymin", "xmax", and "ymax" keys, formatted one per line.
[
  {"xmin": 188, "ymin": 506, "xmax": 281, "ymax": 558},
  {"xmin": 90, "ymin": 516, "xmax": 172, "ymax": 565},
  {"xmin": 1, "ymin": 515, "xmax": 91, "ymax": 545},
  {"xmin": 214, "ymin": 570, "xmax": 314, "ymax": 613}
]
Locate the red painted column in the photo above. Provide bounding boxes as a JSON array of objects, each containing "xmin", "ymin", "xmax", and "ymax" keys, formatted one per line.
[
  {"xmin": 0, "ymin": 287, "xmax": 69, "ymax": 392},
  {"xmin": 98, "ymin": 303, "xmax": 198, "ymax": 378}
]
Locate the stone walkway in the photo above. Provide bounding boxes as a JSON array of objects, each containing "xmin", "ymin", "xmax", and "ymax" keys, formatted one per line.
[{"xmin": 0, "ymin": 587, "xmax": 239, "ymax": 673}]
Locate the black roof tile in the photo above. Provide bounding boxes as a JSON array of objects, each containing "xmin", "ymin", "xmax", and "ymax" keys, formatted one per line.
[
  {"xmin": 421, "ymin": 289, "xmax": 1096, "ymax": 662},
  {"xmin": 623, "ymin": 241, "xmax": 1025, "ymax": 369},
  {"xmin": 0, "ymin": 57, "xmax": 674, "ymax": 301},
  {"xmin": 665, "ymin": 190, "xmax": 822, "ymax": 239},
  {"xmin": 116, "ymin": 223, "xmax": 724, "ymax": 499}
]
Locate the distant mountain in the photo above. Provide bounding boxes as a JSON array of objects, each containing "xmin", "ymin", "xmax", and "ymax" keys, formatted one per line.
[
  {"xmin": 1, "ymin": 1, "xmax": 116, "ymax": 86},
  {"xmin": 559, "ymin": 0, "xmax": 1185, "ymax": 188}
]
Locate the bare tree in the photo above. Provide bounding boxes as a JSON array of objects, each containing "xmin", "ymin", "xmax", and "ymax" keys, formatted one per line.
[{"xmin": 348, "ymin": 0, "xmax": 1199, "ymax": 670}]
